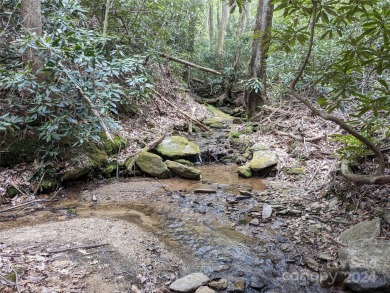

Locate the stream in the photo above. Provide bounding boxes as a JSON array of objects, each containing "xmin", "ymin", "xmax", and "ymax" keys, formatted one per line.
[{"xmin": 0, "ymin": 123, "xmax": 341, "ymax": 292}]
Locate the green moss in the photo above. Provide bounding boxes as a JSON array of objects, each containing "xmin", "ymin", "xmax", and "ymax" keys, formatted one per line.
[
  {"xmin": 206, "ymin": 105, "xmax": 234, "ymax": 119},
  {"xmin": 229, "ymin": 131, "xmax": 241, "ymax": 138},
  {"xmin": 176, "ymin": 159, "xmax": 194, "ymax": 167},
  {"xmin": 38, "ymin": 178, "xmax": 60, "ymax": 193},
  {"xmin": 98, "ymin": 132, "xmax": 127, "ymax": 155},
  {"xmin": 102, "ymin": 163, "xmax": 116, "ymax": 177},
  {"xmin": 6, "ymin": 186, "xmax": 20, "ymax": 198},
  {"xmin": 245, "ymin": 125, "xmax": 254, "ymax": 134},
  {"xmin": 238, "ymin": 164, "xmax": 253, "ymax": 178},
  {"xmin": 155, "ymin": 136, "xmax": 200, "ymax": 159},
  {"xmin": 61, "ymin": 166, "xmax": 91, "ymax": 181}
]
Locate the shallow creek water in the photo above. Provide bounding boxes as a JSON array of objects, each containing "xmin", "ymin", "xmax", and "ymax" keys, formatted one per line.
[{"xmin": 1, "ymin": 165, "xmax": 332, "ymax": 292}]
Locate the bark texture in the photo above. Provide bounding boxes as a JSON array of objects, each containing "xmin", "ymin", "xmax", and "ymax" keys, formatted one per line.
[
  {"xmin": 244, "ymin": 0, "xmax": 273, "ymax": 118},
  {"xmin": 217, "ymin": 1, "xmax": 229, "ymax": 68}
]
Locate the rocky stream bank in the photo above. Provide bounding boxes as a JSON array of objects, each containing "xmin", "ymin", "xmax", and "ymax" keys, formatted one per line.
[{"xmin": 0, "ymin": 100, "xmax": 389, "ymax": 293}]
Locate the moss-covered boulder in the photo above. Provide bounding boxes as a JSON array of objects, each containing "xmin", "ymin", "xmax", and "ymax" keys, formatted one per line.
[
  {"xmin": 165, "ymin": 160, "xmax": 201, "ymax": 180},
  {"xmin": 250, "ymin": 150, "xmax": 278, "ymax": 172},
  {"xmin": 155, "ymin": 136, "xmax": 200, "ymax": 159},
  {"xmin": 238, "ymin": 164, "xmax": 253, "ymax": 178},
  {"xmin": 135, "ymin": 152, "xmax": 170, "ymax": 179}
]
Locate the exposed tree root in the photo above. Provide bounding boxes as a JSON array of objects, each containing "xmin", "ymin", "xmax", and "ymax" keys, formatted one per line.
[{"xmin": 340, "ymin": 161, "xmax": 390, "ymax": 185}]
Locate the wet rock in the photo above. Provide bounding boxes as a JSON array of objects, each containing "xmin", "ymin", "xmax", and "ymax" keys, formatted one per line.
[
  {"xmin": 250, "ymin": 150, "xmax": 278, "ymax": 172},
  {"xmin": 262, "ymin": 204, "xmax": 273, "ymax": 219},
  {"xmin": 195, "ymin": 286, "xmax": 215, "ymax": 293},
  {"xmin": 194, "ymin": 189, "xmax": 216, "ymax": 194},
  {"xmin": 338, "ymin": 218, "xmax": 390, "ymax": 292},
  {"xmin": 155, "ymin": 136, "xmax": 200, "ymax": 159},
  {"xmin": 249, "ymin": 218, "xmax": 260, "ymax": 226},
  {"xmin": 250, "ymin": 275, "xmax": 268, "ymax": 290},
  {"xmin": 208, "ymin": 278, "xmax": 228, "ymax": 290},
  {"xmin": 238, "ymin": 164, "xmax": 253, "ymax": 178},
  {"xmin": 249, "ymin": 143, "xmax": 269, "ymax": 152},
  {"xmin": 226, "ymin": 197, "xmax": 238, "ymax": 204},
  {"xmin": 135, "ymin": 152, "xmax": 170, "ymax": 179},
  {"xmin": 165, "ymin": 160, "xmax": 201, "ymax": 180},
  {"xmin": 236, "ymin": 195, "xmax": 251, "ymax": 201},
  {"xmin": 169, "ymin": 273, "xmax": 209, "ymax": 292},
  {"xmin": 239, "ymin": 190, "xmax": 252, "ymax": 196},
  {"xmin": 228, "ymin": 278, "xmax": 246, "ymax": 293}
]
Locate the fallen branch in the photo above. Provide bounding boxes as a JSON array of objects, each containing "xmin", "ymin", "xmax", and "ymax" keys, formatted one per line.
[
  {"xmin": 73, "ymin": 83, "xmax": 114, "ymax": 142},
  {"xmin": 0, "ymin": 199, "xmax": 58, "ymax": 213},
  {"xmin": 158, "ymin": 53, "xmax": 221, "ymax": 75},
  {"xmin": 153, "ymin": 90, "xmax": 210, "ymax": 131},
  {"xmin": 47, "ymin": 243, "xmax": 109, "ymax": 255},
  {"xmin": 12, "ymin": 268, "xmax": 21, "ymax": 293},
  {"xmin": 125, "ymin": 132, "xmax": 168, "ymax": 174},
  {"xmin": 340, "ymin": 160, "xmax": 390, "ymax": 185},
  {"xmin": 275, "ymin": 131, "xmax": 338, "ymax": 142}
]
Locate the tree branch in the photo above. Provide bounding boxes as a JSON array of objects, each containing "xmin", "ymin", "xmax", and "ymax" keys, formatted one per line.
[
  {"xmin": 158, "ymin": 53, "xmax": 221, "ymax": 75},
  {"xmin": 289, "ymin": 0, "xmax": 386, "ymax": 177}
]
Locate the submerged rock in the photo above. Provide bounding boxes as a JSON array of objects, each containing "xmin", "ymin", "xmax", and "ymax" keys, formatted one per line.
[
  {"xmin": 165, "ymin": 160, "xmax": 201, "ymax": 180},
  {"xmin": 135, "ymin": 152, "xmax": 170, "ymax": 179},
  {"xmin": 208, "ymin": 279, "xmax": 228, "ymax": 290},
  {"xmin": 169, "ymin": 273, "xmax": 209, "ymax": 292},
  {"xmin": 338, "ymin": 218, "xmax": 390, "ymax": 292},
  {"xmin": 155, "ymin": 136, "xmax": 200, "ymax": 159}
]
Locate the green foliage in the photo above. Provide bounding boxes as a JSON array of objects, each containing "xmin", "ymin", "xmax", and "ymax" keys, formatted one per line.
[
  {"xmin": 271, "ymin": 0, "xmax": 390, "ymax": 159},
  {"xmin": 0, "ymin": 0, "xmax": 152, "ymax": 148}
]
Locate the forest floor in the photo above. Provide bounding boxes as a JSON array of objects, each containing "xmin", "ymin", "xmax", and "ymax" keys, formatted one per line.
[{"xmin": 0, "ymin": 72, "xmax": 389, "ymax": 292}]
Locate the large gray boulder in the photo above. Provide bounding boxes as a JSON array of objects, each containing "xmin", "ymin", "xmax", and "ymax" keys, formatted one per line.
[
  {"xmin": 165, "ymin": 160, "xmax": 201, "ymax": 180},
  {"xmin": 169, "ymin": 273, "xmax": 210, "ymax": 292},
  {"xmin": 155, "ymin": 136, "xmax": 200, "ymax": 159},
  {"xmin": 135, "ymin": 152, "xmax": 170, "ymax": 179},
  {"xmin": 338, "ymin": 218, "xmax": 390, "ymax": 292}
]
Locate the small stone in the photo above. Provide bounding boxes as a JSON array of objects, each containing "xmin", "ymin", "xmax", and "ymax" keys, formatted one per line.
[
  {"xmin": 236, "ymin": 195, "xmax": 251, "ymax": 200},
  {"xmin": 195, "ymin": 286, "xmax": 215, "ymax": 293},
  {"xmin": 280, "ymin": 243, "xmax": 292, "ymax": 252},
  {"xmin": 262, "ymin": 204, "xmax": 273, "ymax": 219},
  {"xmin": 250, "ymin": 275, "xmax": 268, "ymax": 290},
  {"xmin": 194, "ymin": 189, "xmax": 216, "ymax": 194},
  {"xmin": 239, "ymin": 190, "xmax": 252, "ymax": 196},
  {"xmin": 305, "ymin": 257, "xmax": 319, "ymax": 271},
  {"xmin": 208, "ymin": 279, "xmax": 228, "ymax": 290},
  {"xmin": 318, "ymin": 253, "xmax": 333, "ymax": 262},
  {"xmin": 237, "ymin": 164, "xmax": 253, "ymax": 178},
  {"xmin": 249, "ymin": 218, "xmax": 260, "ymax": 226},
  {"xmin": 169, "ymin": 273, "xmax": 210, "ymax": 292},
  {"xmin": 229, "ymin": 278, "xmax": 246, "ymax": 292}
]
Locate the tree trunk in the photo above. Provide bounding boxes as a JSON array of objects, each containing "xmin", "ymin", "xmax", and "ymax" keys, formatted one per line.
[
  {"xmin": 208, "ymin": 3, "xmax": 214, "ymax": 50},
  {"xmin": 217, "ymin": 1, "xmax": 229, "ymax": 68},
  {"xmin": 244, "ymin": 0, "xmax": 273, "ymax": 118},
  {"xmin": 20, "ymin": 0, "xmax": 43, "ymax": 70},
  {"xmin": 103, "ymin": 0, "xmax": 111, "ymax": 36},
  {"xmin": 226, "ymin": 6, "xmax": 247, "ymax": 100}
]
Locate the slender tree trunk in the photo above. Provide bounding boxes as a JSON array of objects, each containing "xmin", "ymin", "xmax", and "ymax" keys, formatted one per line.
[
  {"xmin": 103, "ymin": 0, "xmax": 111, "ymax": 36},
  {"xmin": 244, "ymin": 0, "xmax": 273, "ymax": 118},
  {"xmin": 245, "ymin": 1, "xmax": 251, "ymax": 29},
  {"xmin": 217, "ymin": 1, "xmax": 229, "ymax": 68},
  {"xmin": 208, "ymin": 3, "xmax": 214, "ymax": 50},
  {"xmin": 226, "ymin": 6, "xmax": 247, "ymax": 99},
  {"xmin": 20, "ymin": 0, "xmax": 43, "ymax": 70}
]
